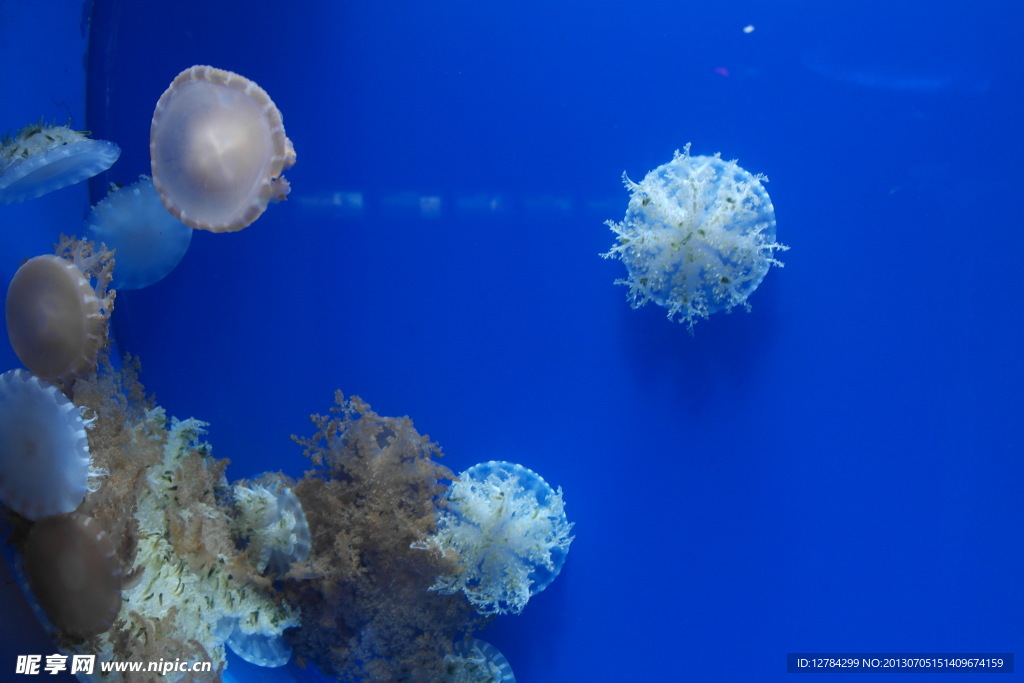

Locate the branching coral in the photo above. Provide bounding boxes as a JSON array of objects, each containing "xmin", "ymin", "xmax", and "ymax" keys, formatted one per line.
[
  {"xmin": 416, "ymin": 461, "xmax": 574, "ymax": 615},
  {"xmin": 28, "ymin": 354, "xmax": 302, "ymax": 682},
  {"xmin": 116, "ymin": 416, "xmax": 299, "ymax": 676},
  {"xmin": 282, "ymin": 392, "xmax": 485, "ymax": 682},
  {"xmin": 4, "ymin": 338, "xmax": 556, "ymax": 680}
]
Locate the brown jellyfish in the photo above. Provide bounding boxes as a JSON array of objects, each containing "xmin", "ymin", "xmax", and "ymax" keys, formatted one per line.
[
  {"xmin": 23, "ymin": 514, "xmax": 122, "ymax": 639},
  {"xmin": 5, "ymin": 237, "xmax": 115, "ymax": 387},
  {"xmin": 150, "ymin": 65, "xmax": 296, "ymax": 233}
]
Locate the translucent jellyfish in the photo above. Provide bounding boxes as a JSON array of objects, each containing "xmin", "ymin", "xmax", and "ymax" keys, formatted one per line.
[
  {"xmin": 150, "ymin": 65, "xmax": 296, "ymax": 232},
  {"xmin": 0, "ymin": 369, "xmax": 100, "ymax": 520},
  {"xmin": 218, "ymin": 616, "xmax": 292, "ymax": 668},
  {"xmin": 0, "ymin": 122, "xmax": 120, "ymax": 205},
  {"xmin": 23, "ymin": 514, "xmax": 122, "ymax": 639},
  {"xmin": 604, "ymin": 145, "xmax": 788, "ymax": 330},
  {"xmin": 415, "ymin": 460, "xmax": 574, "ymax": 615},
  {"xmin": 5, "ymin": 237, "xmax": 115, "ymax": 386},
  {"xmin": 85, "ymin": 177, "xmax": 192, "ymax": 289},
  {"xmin": 232, "ymin": 478, "xmax": 311, "ymax": 575},
  {"xmin": 443, "ymin": 639, "xmax": 516, "ymax": 683}
]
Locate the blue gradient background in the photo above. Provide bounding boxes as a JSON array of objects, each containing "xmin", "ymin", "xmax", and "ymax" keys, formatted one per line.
[{"xmin": 1, "ymin": 1, "xmax": 1022, "ymax": 681}]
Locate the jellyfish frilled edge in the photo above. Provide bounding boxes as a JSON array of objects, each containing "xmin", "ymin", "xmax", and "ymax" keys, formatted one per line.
[{"xmin": 604, "ymin": 145, "xmax": 788, "ymax": 331}]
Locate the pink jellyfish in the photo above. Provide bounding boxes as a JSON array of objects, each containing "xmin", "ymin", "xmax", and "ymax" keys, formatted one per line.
[{"xmin": 150, "ymin": 66, "xmax": 296, "ymax": 232}]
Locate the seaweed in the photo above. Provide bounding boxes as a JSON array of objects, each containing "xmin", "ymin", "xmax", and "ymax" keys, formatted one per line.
[{"xmin": 283, "ymin": 392, "xmax": 489, "ymax": 681}]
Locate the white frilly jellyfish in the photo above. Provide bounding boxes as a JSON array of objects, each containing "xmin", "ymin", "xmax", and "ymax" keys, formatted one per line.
[
  {"xmin": 604, "ymin": 145, "xmax": 788, "ymax": 330},
  {"xmin": 216, "ymin": 616, "xmax": 292, "ymax": 668},
  {"xmin": 0, "ymin": 122, "xmax": 120, "ymax": 205},
  {"xmin": 0, "ymin": 369, "xmax": 102, "ymax": 519},
  {"xmin": 443, "ymin": 639, "xmax": 516, "ymax": 683},
  {"xmin": 85, "ymin": 177, "xmax": 192, "ymax": 290},
  {"xmin": 150, "ymin": 65, "xmax": 296, "ymax": 232},
  {"xmin": 415, "ymin": 460, "xmax": 573, "ymax": 615},
  {"xmin": 232, "ymin": 478, "xmax": 311, "ymax": 575}
]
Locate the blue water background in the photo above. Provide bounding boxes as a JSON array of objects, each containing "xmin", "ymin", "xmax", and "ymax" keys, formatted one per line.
[{"xmin": 1, "ymin": 0, "xmax": 1022, "ymax": 681}]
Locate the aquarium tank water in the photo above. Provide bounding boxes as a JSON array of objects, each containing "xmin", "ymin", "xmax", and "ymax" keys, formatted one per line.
[{"xmin": 1, "ymin": 0, "xmax": 1022, "ymax": 681}]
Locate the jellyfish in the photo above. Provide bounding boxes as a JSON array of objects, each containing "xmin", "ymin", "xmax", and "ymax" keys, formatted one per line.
[
  {"xmin": 150, "ymin": 65, "xmax": 296, "ymax": 232},
  {"xmin": 220, "ymin": 617, "xmax": 293, "ymax": 668},
  {"xmin": 5, "ymin": 236, "xmax": 115, "ymax": 387},
  {"xmin": 22, "ymin": 514, "xmax": 122, "ymax": 639},
  {"xmin": 604, "ymin": 145, "xmax": 788, "ymax": 330},
  {"xmin": 85, "ymin": 177, "xmax": 192, "ymax": 290},
  {"xmin": 443, "ymin": 639, "xmax": 516, "ymax": 683},
  {"xmin": 0, "ymin": 369, "xmax": 99, "ymax": 520},
  {"xmin": 415, "ymin": 460, "xmax": 574, "ymax": 615},
  {"xmin": 0, "ymin": 122, "xmax": 120, "ymax": 205},
  {"xmin": 232, "ymin": 478, "xmax": 311, "ymax": 575}
]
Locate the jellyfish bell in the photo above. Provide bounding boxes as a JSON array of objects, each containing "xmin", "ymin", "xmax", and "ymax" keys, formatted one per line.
[
  {"xmin": 443, "ymin": 639, "xmax": 516, "ymax": 683},
  {"xmin": 150, "ymin": 65, "xmax": 296, "ymax": 233},
  {"xmin": 5, "ymin": 238, "xmax": 115, "ymax": 385},
  {"xmin": 232, "ymin": 477, "xmax": 311, "ymax": 576},
  {"xmin": 0, "ymin": 122, "xmax": 120, "ymax": 205},
  {"xmin": 85, "ymin": 177, "xmax": 192, "ymax": 289},
  {"xmin": 23, "ymin": 513, "xmax": 122, "ymax": 639},
  {"xmin": 0, "ymin": 369, "xmax": 94, "ymax": 520},
  {"xmin": 416, "ymin": 460, "xmax": 574, "ymax": 615},
  {"xmin": 6, "ymin": 255, "xmax": 106, "ymax": 381},
  {"xmin": 604, "ymin": 145, "xmax": 788, "ymax": 330},
  {"xmin": 222, "ymin": 617, "xmax": 293, "ymax": 668},
  {"xmin": 458, "ymin": 461, "xmax": 572, "ymax": 597}
]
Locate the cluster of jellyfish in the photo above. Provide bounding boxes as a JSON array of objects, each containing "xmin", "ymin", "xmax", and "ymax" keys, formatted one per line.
[
  {"xmin": 1, "ymin": 65, "xmax": 574, "ymax": 682},
  {"xmin": 0, "ymin": 64, "xmax": 297, "ymax": 288},
  {"xmin": 2, "ymin": 55, "xmax": 788, "ymax": 683}
]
